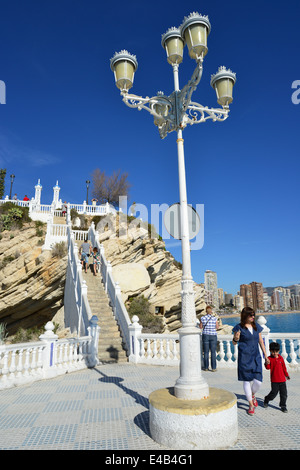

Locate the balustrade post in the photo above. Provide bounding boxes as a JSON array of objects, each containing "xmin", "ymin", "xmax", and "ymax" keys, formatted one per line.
[
  {"xmin": 39, "ymin": 322, "xmax": 58, "ymax": 378},
  {"xmin": 87, "ymin": 315, "xmax": 100, "ymax": 367},
  {"xmin": 78, "ymin": 280, "xmax": 88, "ymax": 336},
  {"xmin": 28, "ymin": 199, "xmax": 33, "ymax": 218},
  {"xmin": 42, "ymin": 217, "xmax": 53, "ymax": 251},
  {"xmin": 114, "ymin": 282, "xmax": 121, "ymax": 318},
  {"xmin": 128, "ymin": 315, "xmax": 143, "ymax": 363},
  {"xmin": 257, "ymin": 315, "xmax": 270, "ymax": 359},
  {"xmin": 67, "ymin": 203, "xmax": 71, "ymax": 226},
  {"xmin": 75, "ymin": 258, "xmax": 82, "ymax": 291},
  {"xmin": 105, "ymin": 261, "xmax": 112, "ymax": 293}
]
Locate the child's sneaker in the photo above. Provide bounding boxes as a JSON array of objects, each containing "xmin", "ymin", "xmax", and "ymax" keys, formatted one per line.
[
  {"xmin": 281, "ymin": 407, "xmax": 288, "ymax": 413},
  {"xmin": 263, "ymin": 399, "xmax": 268, "ymax": 408},
  {"xmin": 252, "ymin": 396, "xmax": 258, "ymax": 407},
  {"xmin": 247, "ymin": 406, "xmax": 255, "ymax": 416}
]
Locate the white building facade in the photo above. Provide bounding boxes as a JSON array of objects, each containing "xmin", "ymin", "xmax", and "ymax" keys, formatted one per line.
[{"xmin": 204, "ymin": 270, "xmax": 219, "ymax": 309}]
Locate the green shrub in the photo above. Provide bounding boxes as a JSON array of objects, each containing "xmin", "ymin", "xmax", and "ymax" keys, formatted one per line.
[
  {"xmin": 128, "ymin": 296, "xmax": 163, "ymax": 333},
  {"xmin": 51, "ymin": 241, "xmax": 67, "ymax": 258},
  {"xmin": 0, "ymin": 203, "xmax": 31, "ymax": 231},
  {"xmin": 0, "ymin": 322, "xmax": 8, "ymax": 344},
  {"xmin": 11, "ymin": 326, "xmax": 44, "ymax": 343}
]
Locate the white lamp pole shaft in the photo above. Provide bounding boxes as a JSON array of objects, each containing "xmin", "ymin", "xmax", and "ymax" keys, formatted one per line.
[{"xmin": 173, "ymin": 67, "xmax": 209, "ymax": 400}]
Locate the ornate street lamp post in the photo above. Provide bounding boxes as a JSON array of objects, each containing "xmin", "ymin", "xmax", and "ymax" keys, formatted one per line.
[
  {"xmin": 86, "ymin": 180, "xmax": 90, "ymax": 205},
  {"xmin": 110, "ymin": 12, "xmax": 236, "ymax": 402},
  {"xmin": 9, "ymin": 174, "xmax": 15, "ymax": 200}
]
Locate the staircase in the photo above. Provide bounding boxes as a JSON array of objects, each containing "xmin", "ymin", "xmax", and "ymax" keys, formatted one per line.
[
  {"xmin": 75, "ymin": 242, "xmax": 128, "ymax": 363},
  {"xmin": 53, "ymin": 215, "xmax": 66, "ymax": 225}
]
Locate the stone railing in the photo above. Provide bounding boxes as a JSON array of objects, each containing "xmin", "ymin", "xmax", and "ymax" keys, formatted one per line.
[
  {"xmin": 0, "ymin": 198, "xmax": 116, "ymax": 223},
  {"xmin": 0, "ymin": 318, "xmax": 100, "ymax": 390},
  {"xmin": 69, "ymin": 201, "xmax": 116, "ymax": 216},
  {"xmin": 128, "ymin": 315, "xmax": 300, "ymax": 371}
]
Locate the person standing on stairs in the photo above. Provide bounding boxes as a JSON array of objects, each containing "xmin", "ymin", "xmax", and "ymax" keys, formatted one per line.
[
  {"xmin": 92, "ymin": 247, "xmax": 101, "ymax": 276},
  {"xmin": 62, "ymin": 201, "xmax": 68, "ymax": 216},
  {"xmin": 80, "ymin": 238, "xmax": 92, "ymax": 273}
]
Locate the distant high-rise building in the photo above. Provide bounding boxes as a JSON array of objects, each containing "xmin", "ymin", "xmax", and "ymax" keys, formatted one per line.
[
  {"xmin": 291, "ymin": 293, "xmax": 300, "ymax": 310},
  {"xmin": 272, "ymin": 288, "xmax": 284, "ymax": 310},
  {"xmin": 204, "ymin": 270, "xmax": 219, "ymax": 309},
  {"xmin": 271, "ymin": 287, "xmax": 292, "ymax": 311},
  {"xmin": 263, "ymin": 292, "xmax": 271, "ymax": 311},
  {"xmin": 250, "ymin": 282, "xmax": 264, "ymax": 312},
  {"xmin": 218, "ymin": 288, "xmax": 224, "ymax": 307},
  {"xmin": 225, "ymin": 293, "xmax": 233, "ymax": 305},
  {"xmin": 233, "ymin": 295, "xmax": 244, "ymax": 312},
  {"xmin": 240, "ymin": 284, "xmax": 253, "ymax": 309},
  {"xmin": 239, "ymin": 282, "xmax": 264, "ymax": 312}
]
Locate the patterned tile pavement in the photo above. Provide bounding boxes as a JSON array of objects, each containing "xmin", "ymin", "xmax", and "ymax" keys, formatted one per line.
[{"xmin": 0, "ymin": 363, "xmax": 299, "ymax": 451}]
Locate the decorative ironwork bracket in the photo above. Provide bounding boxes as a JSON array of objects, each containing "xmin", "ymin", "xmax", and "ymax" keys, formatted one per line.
[{"xmin": 120, "ymin": 61, "xmax": 229, "ymax": 139}]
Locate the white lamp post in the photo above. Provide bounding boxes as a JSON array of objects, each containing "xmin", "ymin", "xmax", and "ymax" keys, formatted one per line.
[
  {"xmin": 111, "ymin": 11, "xmax": 236, "ymax": 401},
  {"xmin": 110, "ymin": 10, "xmax": 238, "ymax": 449}
]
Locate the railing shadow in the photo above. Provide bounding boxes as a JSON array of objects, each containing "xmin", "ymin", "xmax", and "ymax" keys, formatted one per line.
[
  {"xmin": 93, "ymin": 367, "xmax": 149, "ymax": 409},
  {"xmin": 93, "ymin": 367, "xmax": 151, "ymax": 437}
]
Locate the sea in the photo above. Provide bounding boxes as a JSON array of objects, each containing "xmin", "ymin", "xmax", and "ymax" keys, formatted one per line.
[{"xmin": 221, "ymin": 312, "xmax": 300, "ymax": 334}]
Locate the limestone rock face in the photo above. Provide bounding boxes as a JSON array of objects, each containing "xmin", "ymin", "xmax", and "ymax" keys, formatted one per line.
[
  {"xmin": 112, "ymin": 263, "xmax": 151, "ymax": 300},
  {"xmin": 0, "ymin": 225, "xmax": 67, "ymax": 334},
  {"xmin": 97, "ymin": 215, "xmax": 206, "ymax": 332}
]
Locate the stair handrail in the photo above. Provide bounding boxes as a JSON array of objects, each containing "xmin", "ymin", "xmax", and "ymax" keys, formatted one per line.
[{"xmin": 66, "ymin": 224, "xmax": 93, "ymax": 336}]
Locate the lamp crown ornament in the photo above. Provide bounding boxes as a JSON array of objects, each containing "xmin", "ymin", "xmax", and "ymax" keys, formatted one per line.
[
  {"xmin": 110, "ymin": 50, "xmax": 138, "ymax": 71},
  {"xmin": 210, "ymin": 65, "xmax": 237, "ymax": 83},
  {"xmin": 161, "ymin": 27, "xmax": 182, "ymax": 45},
  {"xmin": 180, "ymin": 11, "xmax": 211, "ymax": 35}
]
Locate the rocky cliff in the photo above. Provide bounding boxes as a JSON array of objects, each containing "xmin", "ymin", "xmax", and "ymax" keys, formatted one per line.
[{"xmin": 0, "ymin": 223, "xmax": 67, "ymax": 334}]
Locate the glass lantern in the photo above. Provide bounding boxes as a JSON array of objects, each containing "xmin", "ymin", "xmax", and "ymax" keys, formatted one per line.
[
  {"xmin": 180, "ymin": 12, "xmax": 211, "ymax": 60},
  {"xmin": 110, "ymin": 50, "xmax": 138, "ymax": 91},
  {"xmin": 210, "ymin": 66, "xmax": 236, "ymax": 107},
  {"xmin": 161, "ymin": 27, "xmax": 184, "ymax": 65},
  {"xmin": 152, "ymin": 93, "xmax": 171, "ymax": 126}
]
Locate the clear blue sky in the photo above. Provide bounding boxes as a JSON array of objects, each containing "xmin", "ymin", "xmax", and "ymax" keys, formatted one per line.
[{"xmin": 0, "ymin": 0, "xmax": 299, "ymax": 295}]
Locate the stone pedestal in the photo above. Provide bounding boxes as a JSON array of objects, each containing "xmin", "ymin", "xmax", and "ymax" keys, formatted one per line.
[{"xmin": 149, "ymin": 387, "xmax": 238, "ymax": 450}]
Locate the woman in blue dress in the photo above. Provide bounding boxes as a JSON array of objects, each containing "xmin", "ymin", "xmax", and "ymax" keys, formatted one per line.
[{"xmin": 232, "ymin": 307, "xmax": 269, "ymax": 415}]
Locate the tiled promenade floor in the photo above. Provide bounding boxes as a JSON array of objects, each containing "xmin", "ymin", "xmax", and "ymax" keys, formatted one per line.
[{"xmin": 0, "ymin": 363, "xmax": 299, "ymax": 451}]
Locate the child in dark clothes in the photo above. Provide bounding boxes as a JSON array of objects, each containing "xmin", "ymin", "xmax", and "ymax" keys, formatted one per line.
[{"xmin": 264, "ymin": 342, "xmax": 290, "ymax": 413}]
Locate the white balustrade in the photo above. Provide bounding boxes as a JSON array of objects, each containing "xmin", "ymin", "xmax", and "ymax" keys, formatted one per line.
[
  {"xmin": 126, "ymin": 315, "xmax": 300, "ymax": 370},
  {"xmin": 51, "ymin": 224, "xmax": 67, "ymax": 238},
  {"xmin": 0, "ymin": 318, "xmax": 100, "ymax": 390},
  {"xmin": 72, "ymin": 230, "xmax": 88, "ymax": 241},
  {"xmin": 69, "ymin": 202, "xmax": 115, "ymax": 215}
]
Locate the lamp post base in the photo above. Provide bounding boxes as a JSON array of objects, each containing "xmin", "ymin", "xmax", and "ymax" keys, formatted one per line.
[
  {"xmin": 149, "ymin": 387, "xmax": 238, "ymax": 450},
  {"xmin": 174, "ymin": 326, "xmax": 209, "ymax": 400}
]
